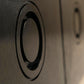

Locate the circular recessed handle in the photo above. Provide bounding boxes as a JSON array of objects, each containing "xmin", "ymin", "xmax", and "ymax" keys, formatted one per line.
[
  {"xmin": 74, "ymin": 8, "xmax": 81, "ymax": 39},
  {"xmin": 15, "ymin": 2, "xmax": 45, "ymax": 81}
]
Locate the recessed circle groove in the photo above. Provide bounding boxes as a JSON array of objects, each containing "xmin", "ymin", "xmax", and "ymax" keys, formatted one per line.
[{"xmin": 15, "ymin": 1, "xmax": 45, "ymax": 81}]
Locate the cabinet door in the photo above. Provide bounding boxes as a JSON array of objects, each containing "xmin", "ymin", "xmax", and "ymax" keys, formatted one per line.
[
  {"xmin": 61, "ymin": 0, "xmax": 84, "ymax": 84},
  {"xmin": 0, "ymin": 0, "xmax": 64, "ymax": 84}
]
